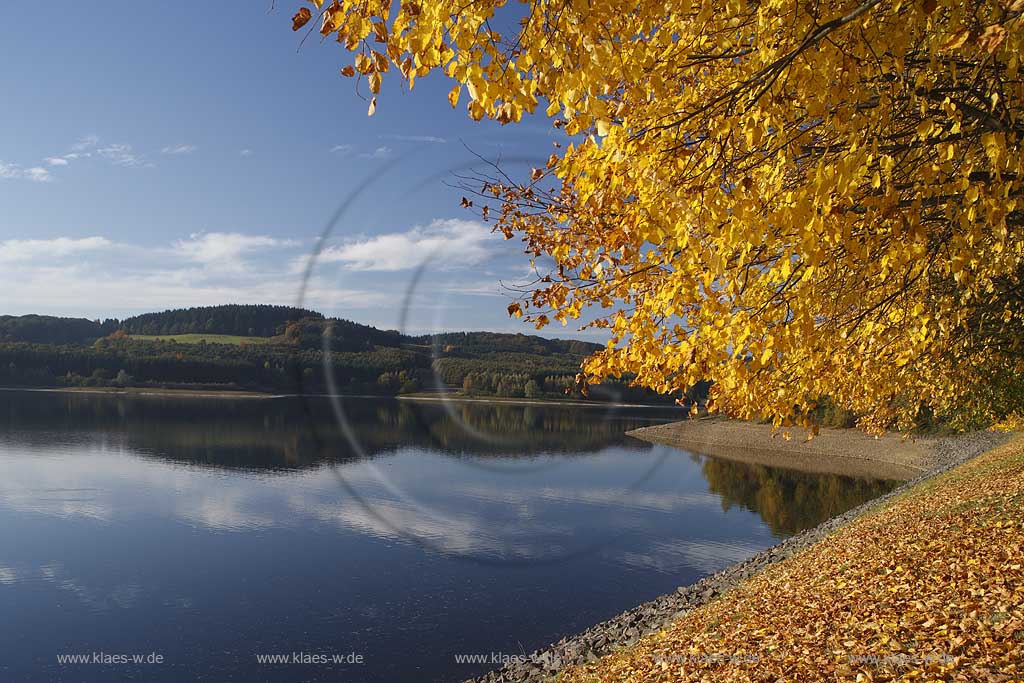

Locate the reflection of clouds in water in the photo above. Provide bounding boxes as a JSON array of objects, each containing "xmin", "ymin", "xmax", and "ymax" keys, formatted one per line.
[
  {"xmin": 40, "ymin": 562, "xmax": 141, "ymax": 611},
  {"xmin": 176, "ymin": 489, "xmax": 280, "ymax": 531},
  {"xmin": 307, "ymin": 498, "xmax": 490, "ymax": 557},
  {"xmin": 0, "ymin": 483, "xmax": 111, "ymax": 522},
  {"xmin": 0, "ymin": 565, "xmax": 18, "ymax": 585},
  {"xmin": 454, "ymin": 483, "xmax": 720, "ymax": 513},
  {"xmin": 0, "ymin": 449, "xmax": 305, "ymax": 531},
  {"xmin": 0, "ymin": 444, "xmax": 751, "ymax": 566},
  {"xmin": 302, "ymin": 497, "xmax": 578, "ymax": 559},
  {"xmin": 0, "ymin": 561, "xmax": 196, "ymax": 612},
  {"xmin": 619, "ymin": 539, "xmax": 763, "ymax": 574}
]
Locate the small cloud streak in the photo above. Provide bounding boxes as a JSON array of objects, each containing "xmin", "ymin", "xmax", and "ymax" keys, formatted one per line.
[
  {"xmin": 0, "ymin": 162, "xmax": 51, "ymax": 183},
  {"xmin": 380, "ymin": 134, "xmax": 447, "ymax": 144},
  {"xmin": 42, "ymin": 135, "xmax": 152, "ymax": 171},
  {"xmin": 358, "ymin": 146, "xmax": 392, "ymax": 160},
  {"xmin": 161, "ymin": 144, "xmax": 197, "ymax": 155},
  {"xmin": 96, "ymin": 143, "xmax": 147, "ymax": 168},
  {"xmin": 71, "ymin": 134, "xmax": 99, "ymax": 152},
  {"xmin": 330, "ymin": 144, "xmax": 353, "ymax": 154}
]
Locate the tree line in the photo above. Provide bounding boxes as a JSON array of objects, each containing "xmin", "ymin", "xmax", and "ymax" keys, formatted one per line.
[
  {"xmin": 0, "ymin": 305, "xmax": 691, "ymax": 403},
  {"xmin": 120, "ymin": 305, "xmax": 323, "ymax": 337}
]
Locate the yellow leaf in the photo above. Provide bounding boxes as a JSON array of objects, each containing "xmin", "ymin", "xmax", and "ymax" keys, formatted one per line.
[
  {"xmin": 941, "ymin": 28, "xmax": 971, "ymax": 51},
  {"xmin": 447, "ymin": 85, "xmax": 461, "ymax": 108},
  {"xmin": 367, "ymin": 96, "xmax": 377, "ymax": 117},
  {"xmin": 355, "ymin": 52, "xmax": 373, "ymax": 74}
]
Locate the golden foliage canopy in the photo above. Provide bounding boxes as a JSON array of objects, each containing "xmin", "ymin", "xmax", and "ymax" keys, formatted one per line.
[{"xmin": 294, "ymin": 0, "xmax": 1024, "ymax": 432}]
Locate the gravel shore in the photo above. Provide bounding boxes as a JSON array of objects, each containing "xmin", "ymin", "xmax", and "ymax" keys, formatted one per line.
[
  {"xmin": 628, "ymin": 418, "xmax": 939, "ymax": 481},
  {"xmin": 464, "ymin": 428, "xmax": 1011, "ymax": 683}
]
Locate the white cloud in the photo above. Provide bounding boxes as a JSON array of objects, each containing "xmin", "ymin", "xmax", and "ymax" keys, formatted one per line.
[
  {"xmin": 71, "ymin": 134, "xmax": 99, "ymax": 152},
  {"xmin": 330, "ymin": 144, "xmax": 353, "ymax": 154},
  {"xmin": 0, "ymin": 223, "xmax": 525, "ymax": 324},
  {"xmin": 319, "ymin": 219, "xmax": 495, "ymax": 272},
  {"xmin": 0, "ymin": 161, "xmax": 52, "ymax": 183},
  {"xmin": 0, "ymin": 236, "xmax": 112, "ymax": 263},
  {"xmin": 240, "ymin": 148, "xmax": 253, "ymax": 157},
  {"xmin": 0, "ymin": 262, "xmax": 381, "ymax": 318},
  {"xmin": 173, "ymin": 232, "xmax": 298, "ymax": 269},
  {"xmin": 97, "ymin": 143, "xmax": 147, "ymax": 167},
  {"xmin": 161, "ymin": 144, "xmax": 197, "ymax": 155},
  {"xmin": 380, "ymin": 134, "xmax": 447, "ymax": 144},
  {"xmin": 358, "ymin": 146, "xmax": 392, "ymax": 159},
  {"xmin": 42, "ymin": 136, "xmax": 151, "ymax": 170}
]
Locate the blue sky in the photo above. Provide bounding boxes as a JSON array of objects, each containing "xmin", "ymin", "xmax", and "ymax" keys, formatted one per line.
[{"xmin": 0, "ymin": 1, "xmax": 587, "ymax": 337}]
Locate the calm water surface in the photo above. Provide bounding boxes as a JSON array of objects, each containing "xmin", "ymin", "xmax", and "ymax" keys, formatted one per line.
[{"xmin": 0, "ymin": 391, "xmax": 898, "ymax": 682}]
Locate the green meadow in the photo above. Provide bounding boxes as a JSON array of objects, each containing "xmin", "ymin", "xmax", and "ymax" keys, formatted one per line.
[{"xmin": 130, "ymin": 334, "xmax": 272, "ymax": 346}]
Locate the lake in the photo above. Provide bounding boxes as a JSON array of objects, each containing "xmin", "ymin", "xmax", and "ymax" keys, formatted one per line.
[{"xmin": 0, "ymin": 390, "xmax": 898, "ymax": 682}]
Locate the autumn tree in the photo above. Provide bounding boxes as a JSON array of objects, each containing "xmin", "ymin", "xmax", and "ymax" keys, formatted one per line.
[{"xmin": 293, "ymin": 0, "xmax": 1024, "ymax": 432}]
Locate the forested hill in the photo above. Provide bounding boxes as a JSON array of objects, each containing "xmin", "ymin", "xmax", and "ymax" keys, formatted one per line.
[
  {"xmin": 0, "ymin": 315, "xmax": 116, "ymax": 344},
  {"xmin": 0, "ymin": 305, "xmax": 682, "ymax": 404},
  {"xmin": 120, "ymin": 305, "xmax": 323, "ymax": 337}
]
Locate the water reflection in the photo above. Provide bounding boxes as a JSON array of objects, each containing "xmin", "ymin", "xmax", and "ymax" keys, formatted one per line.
[
  {"xmin": 698, "ymin": 455, "xmax": 899, "ymax": 537},
  {"xmin": 0, "ymin": 392, "xmax": 901, "ymax": 553},
  {"xmin": 0, "ymin": 391, "xmax": 669, "ymax": 469},
  {"xmin": 0, "ymin": 391, "xmax": 899, "ymax": 682}
]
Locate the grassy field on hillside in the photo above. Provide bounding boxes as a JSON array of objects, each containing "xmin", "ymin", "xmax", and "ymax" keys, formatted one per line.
[{"xmin": 130, "ymin": 334, "xmax": 272, "ymax": 345}]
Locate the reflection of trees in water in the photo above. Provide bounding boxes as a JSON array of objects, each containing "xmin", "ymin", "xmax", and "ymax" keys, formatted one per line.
[
  {"xmin": 697, "ymin": 456, "xmax": 901, "ymax": 537},
  {"xmin": 0, "ymin": 392, "xmax": 678, "ymax": 471},
  {"xmin": 423, "ymin": 404, "xmax": 649, "ymax": 453}
]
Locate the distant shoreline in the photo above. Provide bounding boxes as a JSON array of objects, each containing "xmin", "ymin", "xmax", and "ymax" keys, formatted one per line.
[
  {"xmin": 0, "ymin": 386, "xmax": 277, "ymax": 399},
  {"xmin": 0, "ymin": 386, "xmax": 680, "ymax": 410},
  {"xmin": 395, "ymin": 393, "xmax": 678, "ymax": 410}
]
